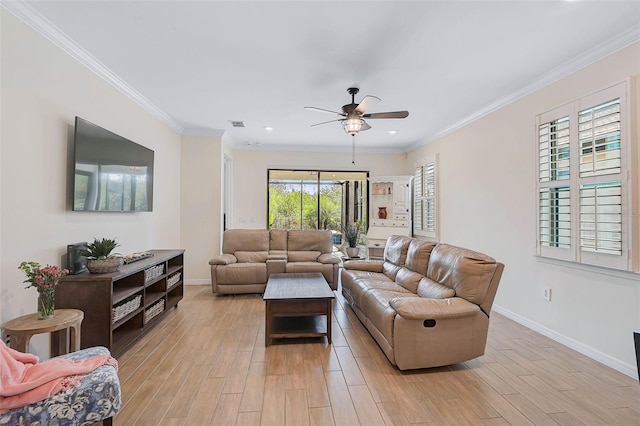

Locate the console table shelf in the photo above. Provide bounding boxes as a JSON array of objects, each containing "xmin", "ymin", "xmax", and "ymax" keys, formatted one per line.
[{"xmin": 54, "ymin": 249, "xmax": 185, "ymax": 357}]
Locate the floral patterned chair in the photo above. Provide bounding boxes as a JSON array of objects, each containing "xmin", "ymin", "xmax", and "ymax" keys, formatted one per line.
[{"xmin": 0, "ymin": 346, "xmax": 121, "ymax": 425}]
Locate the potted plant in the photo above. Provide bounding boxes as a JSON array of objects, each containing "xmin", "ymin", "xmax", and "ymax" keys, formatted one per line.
[
  {"xmin": 81, "ymin": 238, "xmax": 122, "ymax": 274},
  {"xmin": 18, "ymin": 261, "xmax": 68, "ymax": 319},
  {"xmin": 343, "ymin": 222, "xmax": 361, "ymax": 258}
]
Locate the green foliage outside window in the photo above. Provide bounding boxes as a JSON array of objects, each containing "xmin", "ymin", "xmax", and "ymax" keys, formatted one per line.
[{"xmin": 269, "ymin": 183, "xmax": 342, "ymax": 230}]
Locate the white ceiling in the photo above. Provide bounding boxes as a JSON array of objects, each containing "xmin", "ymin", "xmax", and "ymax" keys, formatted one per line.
[{"xmin": 7, "ymin": 1, "xmax": 640, "ymax": 153}]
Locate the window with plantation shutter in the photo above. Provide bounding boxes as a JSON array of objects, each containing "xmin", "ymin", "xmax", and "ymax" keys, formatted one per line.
[
  {"xmin": 539, "ymin": 186, "xmax": 571, "ymax": 250},
  {"xmin": 414, "ymin": 154, "xmax": 438, "ymax": 240},
  {"xmin": 535, "ymin": 81, "xmax": 636, "ymax": 271}
]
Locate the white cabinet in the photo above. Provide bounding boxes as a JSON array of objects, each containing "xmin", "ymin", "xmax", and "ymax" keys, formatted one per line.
[
  {"xmin": 366, "ymin": 176, "xmax": 413, "ymax": 260},
  {"xmin": 393, "ymin": 181, "xmax": 408, "ymax": 216}
]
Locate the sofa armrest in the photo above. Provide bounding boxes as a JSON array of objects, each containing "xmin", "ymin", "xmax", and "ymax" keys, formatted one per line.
[
  {"xmin": 389, "ymin": 297, "xmax": 480, "ymax": 320},
  {"xmin": 343, "ymin": 260, "xmax": 384, "ymax": 273},
  {"xmin": 267, "ymin": 258, "xmax": 286, "ymax": 275},
  {"xmin": 209, "ymin": 254, "xmax": 237, "ymax": 265},
  {"xmin": 318, "ymin": 253, "xmax": 340, "ymax": 264},
  {"xmin": 267, "ymin": 252, "xmax": 287, "ymax": 261}
]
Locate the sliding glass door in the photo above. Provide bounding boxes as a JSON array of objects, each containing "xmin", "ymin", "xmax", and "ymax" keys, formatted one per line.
[{"xmin": 268, "ymin": 170, "xmax": 368, "ymax": 238}]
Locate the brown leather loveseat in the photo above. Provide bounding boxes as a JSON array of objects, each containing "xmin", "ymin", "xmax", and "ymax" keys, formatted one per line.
[
  {"xmin": 209, "ymin": 229, "xmax": 340, "ymax": 294},
  {"xmin": 341, "ymin": 235, "xmax": 504, "ymax": 370}
]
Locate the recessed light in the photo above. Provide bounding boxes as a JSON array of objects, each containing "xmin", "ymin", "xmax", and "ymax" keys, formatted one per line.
[
  {"xmin": 264, "ymin": 126, "xmax": 274, "ymax": 131},
  {"xmin": 388, "ymin": 130, "xmax": 397, "ymax": 135}
]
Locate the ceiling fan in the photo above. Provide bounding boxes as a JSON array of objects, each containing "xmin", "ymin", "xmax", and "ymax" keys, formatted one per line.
[
  {"xmin": 305, "ymin": 87, "xmax": 409, "ymax": 135},
  {"xmin": 305, "ymin": 87, "xmax": 409, "ymax": 164}
]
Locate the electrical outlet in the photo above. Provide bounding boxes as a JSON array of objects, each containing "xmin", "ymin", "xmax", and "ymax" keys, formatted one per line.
[{"xmin": 543, "ymin": 288, "xmax": 552, "ymax": 302}]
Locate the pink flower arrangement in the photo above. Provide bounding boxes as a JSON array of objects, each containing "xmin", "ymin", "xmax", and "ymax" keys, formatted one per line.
[{"xmin": 19, "ymin": 261, "xmax": 69, "ymax": 290}]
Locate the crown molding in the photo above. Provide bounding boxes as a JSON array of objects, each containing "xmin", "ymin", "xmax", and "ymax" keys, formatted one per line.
[
  {"xmin": 1, "ymin": 0, "xmax": 185, "ymax": 134},
  {"xmin": 4, "ymin": 0, "xmax": 638, "ymax": 147},
  {"xmin": 406, "ymin": 25, "xmax": 640, "ymax": 152}
]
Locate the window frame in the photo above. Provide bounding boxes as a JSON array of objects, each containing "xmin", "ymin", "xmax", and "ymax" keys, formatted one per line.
[
  {"xmin": 413, "ymin": 154, "xmax": 439, "ymax": 241},
  {"xmin": 535, "ymin": 80, "xmax": 637, "ymax": 272}
]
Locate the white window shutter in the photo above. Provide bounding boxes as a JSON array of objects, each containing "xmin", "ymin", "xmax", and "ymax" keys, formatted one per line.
[{"xmin": 535, "ymin": 81, "xmax": 634, "ymax": 271}]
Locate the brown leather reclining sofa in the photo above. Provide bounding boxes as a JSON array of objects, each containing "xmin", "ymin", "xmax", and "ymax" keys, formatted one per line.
[
  {"xmin": 341, "ymin": 235, "xmax": 504, "ymax": 370},
  {"xmin": 209, "ymin": 229, "xmax": 340, "ymax": 294}
]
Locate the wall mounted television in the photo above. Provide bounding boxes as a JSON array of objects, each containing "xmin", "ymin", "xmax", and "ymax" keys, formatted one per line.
[{"xmin": 72, "ymin": 117, "xmax": 154, "ymax": 212}]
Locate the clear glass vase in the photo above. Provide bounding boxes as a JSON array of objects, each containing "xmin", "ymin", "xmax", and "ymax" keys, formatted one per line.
[{"xmin": 37, "ymin": 287, "xmax": 56, "ymax": 320}]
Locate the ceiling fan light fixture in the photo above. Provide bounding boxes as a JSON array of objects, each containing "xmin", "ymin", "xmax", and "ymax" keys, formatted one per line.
[{"xmin": 343, "ymin": 117, "xmax": 362, "ymax": 135}]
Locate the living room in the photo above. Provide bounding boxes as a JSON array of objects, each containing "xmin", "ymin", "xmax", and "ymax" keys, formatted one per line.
[{"xmin": 1, "ymin": 1, "xmax": 639, "ymax": 424}]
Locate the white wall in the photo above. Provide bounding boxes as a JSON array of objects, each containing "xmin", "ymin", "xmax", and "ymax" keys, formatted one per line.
[
  {"xmin": 0, "ymin": 12, "xmax": 181, "ymax": 356},
  {"xmin": 180, "ymin": 135, "xmax": 223, "ymax": 283},
  {"xmin": 230, "ymin": 149, "xmax": 406, "ymax": 229},
  {"xmin": 406, "ymin": 43, "xmax": 640, "ymax": 377}
]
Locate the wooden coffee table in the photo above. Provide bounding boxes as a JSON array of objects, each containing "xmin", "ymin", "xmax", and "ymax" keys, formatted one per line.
[{"xmin": 263, "ymin": 272, "xmax": 335, "ymax": 346}]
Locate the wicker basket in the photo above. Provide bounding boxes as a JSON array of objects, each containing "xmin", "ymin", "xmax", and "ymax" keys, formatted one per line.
[
  {"xmin": 144, "ymin": 264, "xmax": 165, "ymax": 282},
  {"xmin": 112, "ymin": 294, "xmax": 142, "ymax": 323},
  {"xmin": 87, "ymin": 257, "xmax": 122, "ymax": 274},
  {"xmin": 167, "ymin": 272, "xmax": 181, "ymax": 288},
  {"xmin": 144, "ymin": 298, "xmax": 165, "ymax": 324}
]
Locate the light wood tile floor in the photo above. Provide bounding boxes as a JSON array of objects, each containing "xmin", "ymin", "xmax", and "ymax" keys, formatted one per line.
[{"xmin": 115, "ymin": 285, "xmax": 640, "ymax": 425}]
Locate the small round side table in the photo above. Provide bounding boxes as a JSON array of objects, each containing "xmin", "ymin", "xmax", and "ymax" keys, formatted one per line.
[{"xmin": 3, "ymin": 309, "xmax": 84, "ymax": 356}]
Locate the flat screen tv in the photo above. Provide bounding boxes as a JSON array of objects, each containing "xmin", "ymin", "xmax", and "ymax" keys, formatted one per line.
[{"xmin": 73, "ymin": 117, "xmax": 154, "ymax": 212}]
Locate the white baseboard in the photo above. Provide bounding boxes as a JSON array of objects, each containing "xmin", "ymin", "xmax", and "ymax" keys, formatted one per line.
[
  {"xmin": 185, "ymin": 279, "xmax": 210, "ymax": 285},
  {"xmin": 492, "ymin": 305, "xmax": 637, "ymax": 379}
]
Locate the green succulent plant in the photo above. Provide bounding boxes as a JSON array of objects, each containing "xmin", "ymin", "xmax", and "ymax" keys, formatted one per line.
[{"xmin": 81, "ymin": 238, "xmax": 120, "ymax": 260}]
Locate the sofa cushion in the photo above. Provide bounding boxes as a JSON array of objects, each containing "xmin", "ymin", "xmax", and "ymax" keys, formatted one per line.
[
  {"xmin": 270, "ymin": 230, "xmax": 288, "ymax": 251},
  {"xmin": 383, "ymin": 235, "xmax": 412, "ymax": 266},
  {"xmin": 288, "ymin": 250, "xmax": 321, "ymax": 262},
  {"xmin": 405, "ymin": 239, "xmax": 436, "ymax": 275},
  {"xmin": 341, "ymin": 270, "xmax": 387, "ymax": 301},
  {"xmin": 416, "ymin": 277, "xmax": 456, "ymax": 299},
  {"xmin": 427, "ymin": 244, "xmax": 498, "ymax": 305},
  {"xmin": 287, "ymin": 230, "xmax": 333, "ymax": 252},
  {"xmin": 395, "ymin": 267, "xmax": 425, "ymax": 293},
  {"xmin": 215, "ymin": 263, "xmax": 267, "ymax": 285},
  {"xmin": 284, "ymin": 262, "xmax": 334, "ymax": 284},
  {"xmin": 349, "ymin": 276, "xmax": 401, "ymax": 306},
  {"xmin": 382, "ymin": 262, "xmax": 403, "ymax": 281},
  {"xmin": 235, "ymin": 251, "xmax": 268, "ymax": 263},
  {"xmin": 222, "ymin": 229, "xmax": 269, "ymax": 253},
  {"xmin": 361, "ymin": 289, "xmax": 419, "ymax": 345}
]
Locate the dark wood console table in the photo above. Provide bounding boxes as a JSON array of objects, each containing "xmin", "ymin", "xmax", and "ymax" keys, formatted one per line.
[{"xmin": 55, "ymin": 249, "xmax": 184, "ymax": 357}]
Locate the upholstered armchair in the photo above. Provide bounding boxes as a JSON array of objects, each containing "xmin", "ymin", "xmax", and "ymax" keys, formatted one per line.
[{"xmin": 0, "ymin": 345, "xmax": 121, "ymax": 425}]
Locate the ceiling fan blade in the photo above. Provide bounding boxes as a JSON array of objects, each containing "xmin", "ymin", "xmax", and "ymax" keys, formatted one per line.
[
  {"xmin": 360, "ymin": 120, "xmax": 371, "ymax": 131},
  {"xmin": 354, "ymin": 95, "xmax": 381, "ymax": 114},
  {"xmin": 362, "ymin": 111, "xmax": 409, "ymax": 119},
  {"xmin": 311, "ymin": 118, "xmax": 343, "ymax": 127},
  {"xmin": 304, "ymin": 106, "xmax": 344, "ymax": 116}
]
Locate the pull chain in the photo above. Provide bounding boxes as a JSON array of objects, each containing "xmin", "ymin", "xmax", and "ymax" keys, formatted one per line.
[{"xmin": 351, "ymin": 135, "xmax": 356, "ymax": 165}]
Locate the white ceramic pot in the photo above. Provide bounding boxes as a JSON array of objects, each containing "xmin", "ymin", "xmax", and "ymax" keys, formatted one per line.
[{"xmin": 346, "ymin": 247, "xmax": 360, "ymax": 258}]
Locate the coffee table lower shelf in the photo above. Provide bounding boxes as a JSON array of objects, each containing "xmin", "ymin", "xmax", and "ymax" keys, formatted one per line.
[
  {"xmin": 267, "ymin": 315, "xmax": 330, "ymax": 343},
  {"xmin": 264, "ymin": 298, "xmax": 333, "ymax": 346}
]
